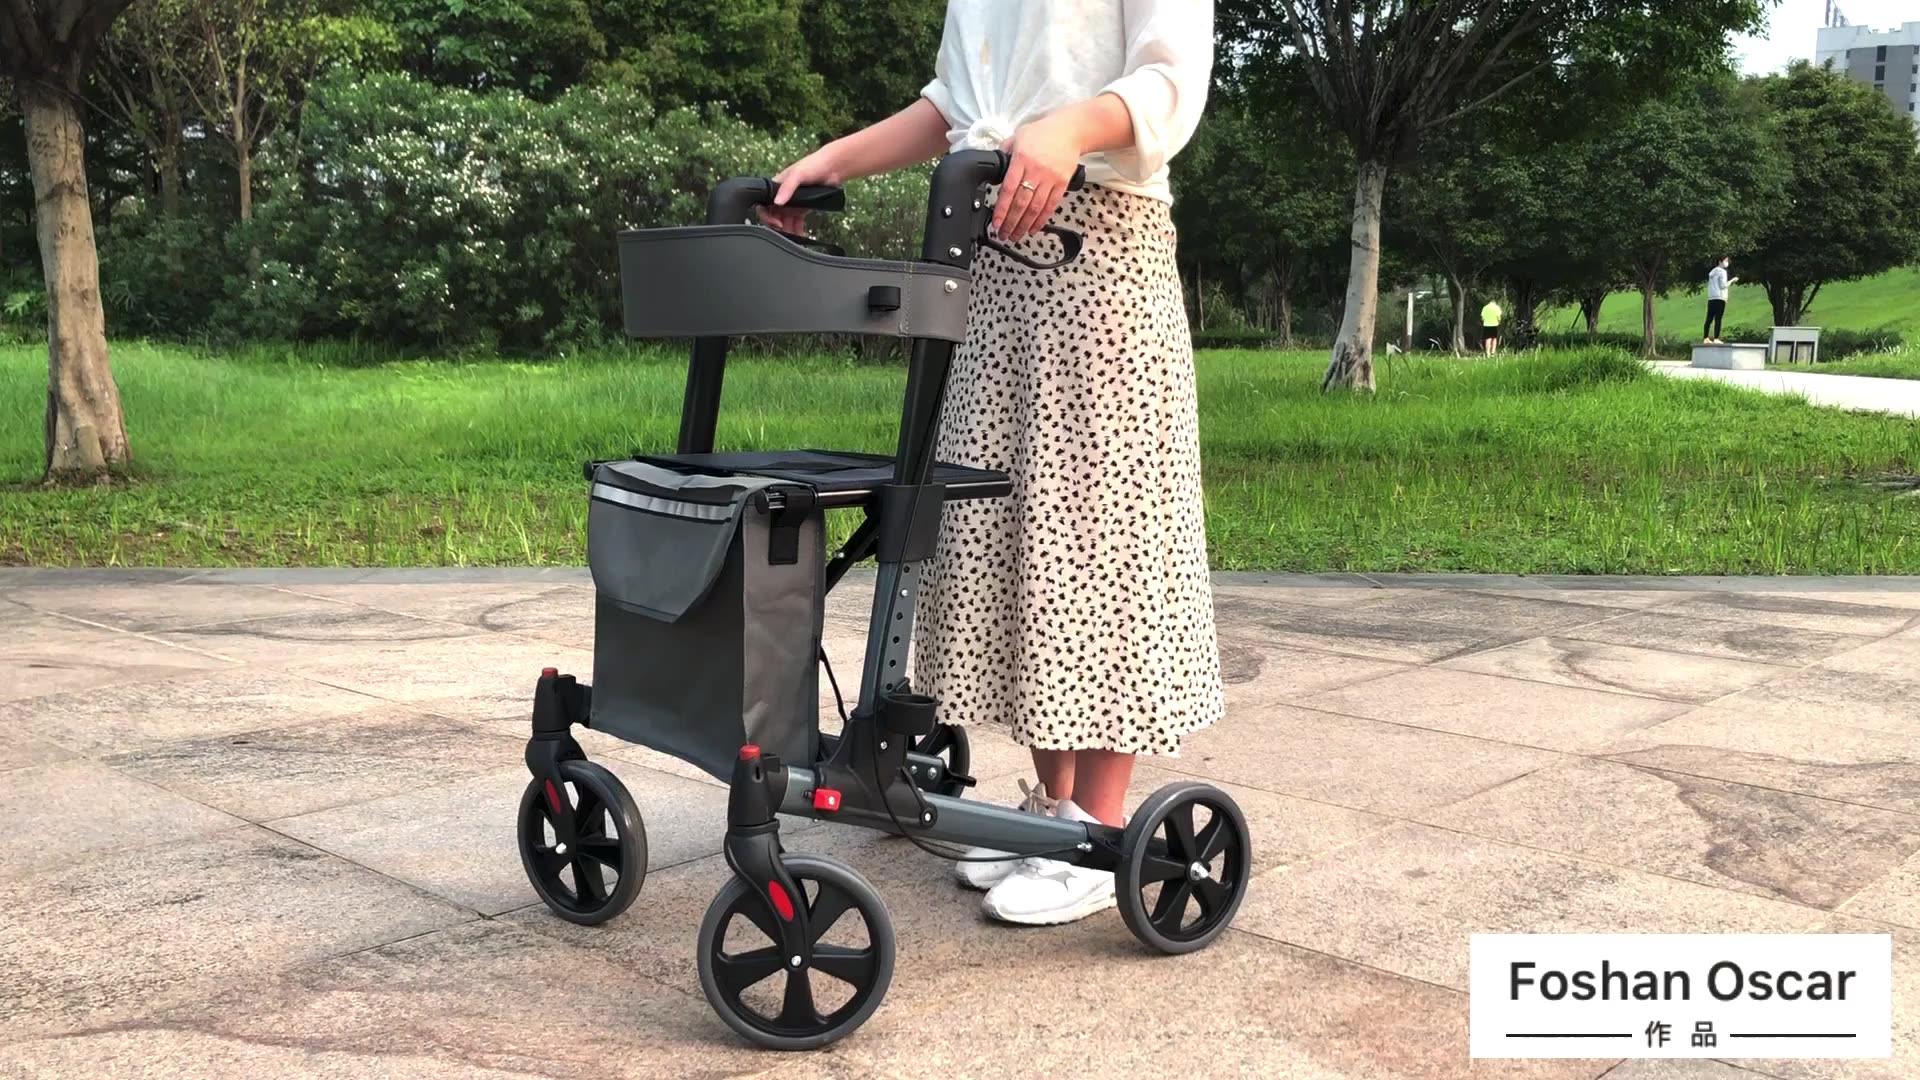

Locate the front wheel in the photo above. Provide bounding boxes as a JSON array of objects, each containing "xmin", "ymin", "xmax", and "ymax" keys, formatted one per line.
[
  {"xmin": 517, "ymin": 760, "xmax": 646, "ymax": 926},
  {"xmin": 696, "ymin": 854, "xmax": 895, "ymax": 1051},
  {"xmin": 1116, "ymin": 782, "xmax": 1251, "ymax": 955}
]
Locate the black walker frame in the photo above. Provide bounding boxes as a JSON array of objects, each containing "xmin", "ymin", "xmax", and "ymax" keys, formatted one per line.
[{"xmin": 519, "ymin": 150, "xmax": 1251, "ymax": 1051}]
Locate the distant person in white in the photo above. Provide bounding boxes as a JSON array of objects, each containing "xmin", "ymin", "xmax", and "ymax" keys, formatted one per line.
[{"xmin": 1704, "ymin": 256, "xmax": 1738, "ymax": 344}]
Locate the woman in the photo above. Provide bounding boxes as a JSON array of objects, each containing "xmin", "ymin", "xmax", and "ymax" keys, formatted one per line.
[{"xmin": 766, "ymin": 0, "xmax": 1221, "ymax": 927}]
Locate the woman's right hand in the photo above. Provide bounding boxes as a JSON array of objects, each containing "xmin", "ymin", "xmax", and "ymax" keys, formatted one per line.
[{"xmin": 762, "ymin": 145, "xmax": 844, "ymax": 235}]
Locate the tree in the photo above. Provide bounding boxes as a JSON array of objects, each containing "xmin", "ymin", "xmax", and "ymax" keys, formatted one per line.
[
  {"xmin": 800, "ymin": 0, "xmax": 944, "ymax": 133},
  {"xmin": 1588, "ymin": 76, "xmax": 1783, "ymax": 354},
  {"xmin": 0, "ymin": 0, "xmax": 137, "ymax": 481},
  {"xmin": 1175, "ymin": 90, "xmax": 1347, "ymax": 347},
  {"xmin": 593, "ymin": 0, "xmax": 826, "ymax": 131},
  {"xmin": 97, "ymin": 0, "xmax": 197, "ymax": 216},
  {"xmin": 1742, "ymin": 62, "xmax": 1920, "ymax": 328},
  {"xmin": 184, "ymin": 0, "xmax": 394, "ymax": 224},
  {"xmin": 1392, "ymin": 106, "xmax": 1552, "ymax": 353},
  {"xmin": 373, "ymin": 0, "xmax": 601, "ymax": 98},
  {"xmin": 1218, "ymin": 0, "xmax": 1768, "ymax": 390}
]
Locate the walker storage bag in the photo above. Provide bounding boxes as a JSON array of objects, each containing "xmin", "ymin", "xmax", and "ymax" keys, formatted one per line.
[{"xmin": 585, "ymin": 459, "xmax": 823, "ymax": 779}]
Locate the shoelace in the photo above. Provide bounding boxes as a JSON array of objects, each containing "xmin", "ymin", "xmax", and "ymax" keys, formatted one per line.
[{"xmin": 1016, "ymin": 778, "xmax": 1058, "ymax": 817}]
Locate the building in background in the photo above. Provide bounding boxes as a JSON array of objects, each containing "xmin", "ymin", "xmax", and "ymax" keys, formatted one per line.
[{"xmin": 1816, "ymin": 19, "xmax": 1920, "ymax": 125}]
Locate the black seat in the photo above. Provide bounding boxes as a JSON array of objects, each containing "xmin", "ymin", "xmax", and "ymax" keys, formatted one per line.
[{"xmin": 638, "ymin": 449, "xmax": 1010, "ymax": 509}]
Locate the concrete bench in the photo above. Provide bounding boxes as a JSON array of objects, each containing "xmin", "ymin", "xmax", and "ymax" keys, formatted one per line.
[
  {"xmin": 1692, "ymin": 343, "xmax": 1767, "ymax": 371},
  {"xmin": 1770, "ymin": 326, "xmax": 1822, "ymax": 364}
]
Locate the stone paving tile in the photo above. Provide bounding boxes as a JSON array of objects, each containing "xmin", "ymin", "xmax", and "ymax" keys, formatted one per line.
[
  {"xmin": 1599, "ymin": 707, "xmax": 1920, "ymax": 816},
  {"xmin": 1563, "ymin": 611, "xmax": 1877, "ymax": 667},
  {"xmin": 0, "ymin": 734, "xmax": 72, "ymax": 773},
  {"xmin": 1302, "ymin": 668, "xmax": 1689, "ymax": 754},
  {"xmin": 1, "ymin": 666, "xmax": 386, "ymax": 757},
  {"xmin": 1711, "ymin": 664, "xmax": 1920, "ymax": 739},
  {"xmin": 272, "ymin": 581, "xmax": 591, "ymax": 634},
  {"xmin": 1486, "ymin": 589, "xmax": 1697, "ymax": 611},
  {"xmin": 106, "ymin": 707, "xmax": 525, "ymax": 822},
  {"xmin": 1226, "ymin": 606, "xmax": 1512, "ymax": 665},
  {"xmin": 1215, "ymin": 632, "xmax": 1410, "ymax": 706},
  {"xmin": 1651, "ymin": 593, "xmax": 1919, "ymax": 638},
  {"xmin": 1211, "ymin": 583, "xmax": 1400, "ymax": 614},
  {"xmin": 0, "ymin": 921, "xmax": 803, "ymax": 1080},
  {"xmin": 0, "ymin": 611, "xmax": 234, "ymax": 703},
  {"xmin": 1178, "ymin": 703, "xmax": 1563, "ymax": 817},
  {"xmin": 0, "ymin": 760, "xmax": 243, "ymax": 882},
  {"xmin": 1351, "ymin": 590, "xmax": 1627, "ymax": 638},
  {"xmin": 1419, "ymin": 758, "xmax": 1920, "ymax": 909},
  {"xmin": 1234, "ymin": 822, "xmax": 1825, "ymax": 992},
  {"xmin": 6, "ymin": 582, "xmax": 355, "ymax": 633},
  {"xmin": 1439, "ymin": 637, "xmax": 1793, "ymax": 705},
  {"xmin": 0, "ymin": 827, "xmax": 469, "ymax": 1042},
  {"xmin": 1603, "ymin": 1064, "xmax": 1778, "ymax": 1079},
  {"xmin": 1843, "ymin": 852, "xmax": 1920, "ymax": 930},
  {"xmin": 286, "ymin": 635, "xmax": 595, "ymax": 722},
  {"xmin": 269, "ymin": 763, "xmax": 791, "ymax": 916},
  {"xmin": 155, "ymin": 607, "xmax": 488, "ymax": 664}
]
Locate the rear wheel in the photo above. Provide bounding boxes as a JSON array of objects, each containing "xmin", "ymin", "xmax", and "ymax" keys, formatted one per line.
[
  {"xmin": 912, "ymin": 722, "xmax": 972, "ymax": 797},
  {"xmin": 517, "ymin": 760, "xmax": 646, "ymax": 925},
  {"xmin": 1116, "ymin": 782, "xmax": 1250, "ymax": 955}
]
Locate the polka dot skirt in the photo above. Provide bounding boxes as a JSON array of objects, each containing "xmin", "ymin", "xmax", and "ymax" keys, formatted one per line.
[{"xmin": 911, "ymin": 184, "xmax": 1224, "ymax": 757}]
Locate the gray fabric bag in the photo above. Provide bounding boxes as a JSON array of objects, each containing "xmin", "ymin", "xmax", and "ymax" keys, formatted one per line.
[{"xmin": 585, "ymin": 460, "xmax": 823, "ymax": 780}]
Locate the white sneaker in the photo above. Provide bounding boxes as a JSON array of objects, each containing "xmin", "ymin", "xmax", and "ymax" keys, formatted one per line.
[
  {"xmin": 954, "ymin": 780, "xmax": 1057, "ymax": 891},
  {"xmin": 980, "ymin": 799, "xmax": 1118, "ymax": 926}
]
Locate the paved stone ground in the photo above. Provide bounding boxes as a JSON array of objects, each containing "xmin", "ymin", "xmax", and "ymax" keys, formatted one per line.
[
  {"xmin": 4, "ymin": 568, "xmax": 1920, "ymax": 1079},
  {"xmin": 1651, "ymin": 362, "xmax": 1920, "ymax": 418}
]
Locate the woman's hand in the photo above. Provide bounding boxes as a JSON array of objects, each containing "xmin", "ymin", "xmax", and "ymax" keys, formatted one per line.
[
  {"xmin": 995, "ymin": 113, "xmax": 1085, "ymax": 244},
  {"xmin": 762, "ymin": 144, "xmax": 845, "ymax": 235}
]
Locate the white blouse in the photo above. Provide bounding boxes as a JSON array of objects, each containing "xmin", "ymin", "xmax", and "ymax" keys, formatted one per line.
[{"xmin": 919, "ymin": 0, "xmax": 1215, "ymax": 204}]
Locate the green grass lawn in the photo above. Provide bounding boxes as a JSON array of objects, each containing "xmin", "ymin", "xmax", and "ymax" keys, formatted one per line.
[
  {"xmin": 1542, "ymin": 265, "xmax": 1920, "ymax": 341},
  {"xmin": 5, "ymin": 342, "xmax": 1920, "ymax": 573},
  {"xmin": 1772, "ymin": 344, "xmax": 1920, "ymax": 381}
]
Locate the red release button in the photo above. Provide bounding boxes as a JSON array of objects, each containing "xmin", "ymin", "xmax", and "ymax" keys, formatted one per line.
[{"xmin": 812, "ymin": 788, "xmax": 843, "ymax": 812}]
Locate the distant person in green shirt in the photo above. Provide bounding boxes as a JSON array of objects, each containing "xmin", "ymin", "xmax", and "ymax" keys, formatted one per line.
[{"xmin": 1481, "ymin": 299, "xmax": 1503, "ymax": 356}]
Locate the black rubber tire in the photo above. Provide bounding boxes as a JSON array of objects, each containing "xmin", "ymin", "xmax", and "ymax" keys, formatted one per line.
[
  {"xmin": 912, "ymin": 722, "xmax": 972, "ymax": 797},
  {"xmin": 696, "ymin": 854, "xmax": 895, "ymax": 1051},
  {"xmin": 1116, "ymin": 782, "xmax": 1251, "ymax": 955},
  {"xmin": 517, "ymin": 760, "xmax": 647, "ymax": 926}
]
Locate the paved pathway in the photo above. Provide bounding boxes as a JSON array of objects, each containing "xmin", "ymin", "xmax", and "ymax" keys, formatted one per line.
[
  {"xmin": 1652, "ymin": 361, "xmax": 1920, "ymax": 417},
  {"xmin": 4, "ymin": 568, "xmax": 1920, "ymax": 1078}
]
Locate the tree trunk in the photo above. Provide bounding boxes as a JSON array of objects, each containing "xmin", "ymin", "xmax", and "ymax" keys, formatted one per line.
[
  {"xmin": 1447, "ymin": 275, "xmax": 1467, "ymax": 354},
  {"xmin": 1508, "ymin": 276, "xmax": 1538, "ymax": 349},
  {"xmin": 1639, "ymin": 281, "xmax": 1658, "ymax": 357},
  {"xmin": 155, "ymin": 135, "xmax": 182, "ymax": 217},
  {"xmin": 1580, "ymin": 290, "xmax": 1607, "ymax": 339},
  {"xmin": 1323, "ymin": 160, "xmax": 1388, "ymax": 393},
  {"xmin": 235, "ymin": 135, "xmax": 253, "ymax": 223},
  {"xmin": 1272, "ymin": 253, "xmax": 1297, "ymax": 350},
  {"xmin": 22, "ymin": 84, "xmax": 130, "ymax": 481}
]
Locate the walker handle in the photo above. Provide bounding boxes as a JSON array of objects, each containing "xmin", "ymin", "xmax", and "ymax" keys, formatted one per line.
[{"xmin": 706, "ymin": 178, "xmax": 846, "ymax": 225}]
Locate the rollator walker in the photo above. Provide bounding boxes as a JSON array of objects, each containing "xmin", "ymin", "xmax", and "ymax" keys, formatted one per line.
[{"xmin": 517, "ymin": 150, "xmax": 1253, "ymax": 1050}]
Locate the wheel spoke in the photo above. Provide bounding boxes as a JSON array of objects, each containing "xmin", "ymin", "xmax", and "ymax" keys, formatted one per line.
[
  {"xmin": 571, "ymin": 856, "xmax": 607, "ymax": 903},
  {"xmin": 807, "ymin": 880, "xmax": 856, "ymax": 944},
  {"xmin": 1150, "ymin": 879, "xmax": 1194, "ymax": 931},
  {"xmin": 531, "ymin": 844, "xmax": 569, "ymax": 884},
  {"xmin": 572, "ymin": 784, "xmax": 605, "ymax": 829},
  {"xmin": 811, "ymin": 944, "xmax": 876, "ymax": 988},
  {"xmin": 778, "ymin": 968, "xmax": 821, "ymax": 1028},
  {"xmin": 1164, "ymin": 804, "xmax": 1200, "ymax": 861},
  {"xmin": 712, "ymin": 946, "xmax": 785, "ymax": 996},
  {"xmin": 576, "ymin": 834, "xmax": 625, "ymax": 875},
  {"xmin": 1192, "ymin": 875, "xmax": 1229, "ymax": 919},
  {"xmin": 1197, "ymin": 813, "xmax": 1232, "ymax": 863},
  {"xmin": 1137, "ymin": 853, "xmax": 1188, "ymax": 884},
  {"xmin": 918, "ymin": 727, "xmax": 951, "ymax": 757}
]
